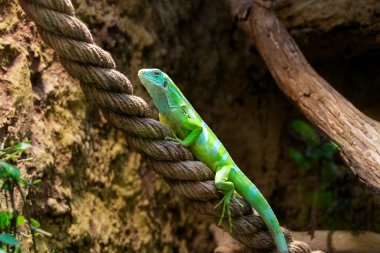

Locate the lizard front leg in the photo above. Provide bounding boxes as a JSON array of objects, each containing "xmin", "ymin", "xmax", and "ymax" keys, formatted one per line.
[
  {"xmin": 163, "ymin": 108, "xmax": 203, "ymax": 147},
  {"xmin": 179, "ymin": 118, "xmax": 203, "ymax": 147},
  {"xmin": 213, "ymin": 165, "xmax": 235, "ymax": 230}
]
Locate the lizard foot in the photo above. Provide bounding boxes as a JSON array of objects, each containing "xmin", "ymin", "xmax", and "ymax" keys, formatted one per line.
[{"xmin": 214, "ymin": 190, "xmax": 234, "ymax": 231}]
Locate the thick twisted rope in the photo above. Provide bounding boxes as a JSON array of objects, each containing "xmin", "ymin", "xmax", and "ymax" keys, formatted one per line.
[{"xmin": 19, "ymin": 0, "xmax": 314, "ymax": 252}]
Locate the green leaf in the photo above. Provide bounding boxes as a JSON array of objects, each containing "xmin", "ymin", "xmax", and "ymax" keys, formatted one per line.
[
  {"xmin": 288, "ymin": 148, "xmax": 304, "ymax": 163},
  {"xmin": 2, "ymin": 142, "xmax": 30, "ymax": 155},
  {"xmin": 309, "ymin": 148, "xmax": 322, "ymax": 161},
  {"xmin": 288, "ymin": 148, "xmax": 312, "ymax": 170},
  {"xmin": 16, "ymin": 215, "xmax": 25, "ymax": 226},
  {"xmin": 32, "ymin": 179, "xmax": 42, "ymax": 185},
  {"xmin": 0, "ymin": 212, "xmax": 10, "ymax": 230},
  {"xmin": 30, "ymin": 218, "xmax": 40, "ymax": 228},
  {"xmin": 17, "ymin": 178, "xmax": 28, "ymax": 186},
  {"xmin": 300, "ymin": 160, "xmax": 312, "ymax": 170},
  {"xmin": 291, "ymin": 120, "xmax": 319, "ymax": 146},
  {"xmin": 320, "ymin": 142, "xmax": 339, "ymax": 158},
  {"xmin": 0, "ymin": 234, "xmax": 19, "ymax": 248},
  {"xmin": 0, "ymin": 162, "xmax": 20, "ymax": 179},
  {"xmin": 318, "ymin": 191, "xmax": 334, "ymax": 208}
]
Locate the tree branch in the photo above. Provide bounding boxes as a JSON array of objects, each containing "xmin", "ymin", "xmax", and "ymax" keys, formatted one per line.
[{"xmin": 226, "ymin": 0, "xmax": 380, "ymax": 194}]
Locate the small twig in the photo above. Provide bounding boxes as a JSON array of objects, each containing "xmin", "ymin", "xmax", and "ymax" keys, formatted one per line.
[
  {"xmin": 15, "ymin": 182, "xmax": 37, "ymax": 253},
  {"xmin": 4, "ymin": 186, "xmax": 9, "ymax": 210},
  {"xmin": 16, "ymin": 158, "xmax": 33, "ymax": 163},
  {"xmin": 9, "ymin": 181, "xmax": 17, "ymax": 253},
  {"xmin": 9, "ymin": 181, "xmax": 18, "ymax": 253},
  {"xmin": 0, "ymin": 137, "xmax": 7, "ymax": 150},
  {"xmin": 33, "ymin": 228, "xmax": 52, "ymax": 238}
]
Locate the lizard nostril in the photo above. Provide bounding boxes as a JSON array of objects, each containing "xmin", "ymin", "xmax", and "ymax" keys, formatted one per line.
[{"xmin": 138, "ymin": 69, "xmax": 145, "ymax": 76}]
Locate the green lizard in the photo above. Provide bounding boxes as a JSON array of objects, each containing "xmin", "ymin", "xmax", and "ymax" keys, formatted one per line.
[{"xmin": 138, "ymin": 68, "xmax": 288, "ymax": 253}]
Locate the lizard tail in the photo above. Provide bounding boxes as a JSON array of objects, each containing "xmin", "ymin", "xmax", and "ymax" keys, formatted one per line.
[{"xmin": 231, "ymin": 171, "xmax": 289, "ymax": 253}]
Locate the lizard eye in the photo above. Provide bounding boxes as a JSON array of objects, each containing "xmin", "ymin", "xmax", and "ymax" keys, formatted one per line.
[
  {"xmin": 153, "ymin": 71, "xmax": 160, "ymax": 77},
  {"xmin": 163, "ymin": 81, "xmax": 168, "ymax": 88}
]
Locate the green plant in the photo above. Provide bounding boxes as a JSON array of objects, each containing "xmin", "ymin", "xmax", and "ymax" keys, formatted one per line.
[
  {"xmin": 289, "ymin": 120, "xmax": 340, "ymax": 236},
  {"xmin": 0, "ymin": 141, "xmax": 42, "ymax": 253},
  {"xmin": 289, "ymin": 120, "xmax": 339, "ymax": 170}
]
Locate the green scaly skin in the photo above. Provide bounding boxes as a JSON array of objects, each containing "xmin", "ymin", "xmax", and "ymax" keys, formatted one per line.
[{"xmin": 138, "ymin": 68, "xmax": 288, "ymax": 253}]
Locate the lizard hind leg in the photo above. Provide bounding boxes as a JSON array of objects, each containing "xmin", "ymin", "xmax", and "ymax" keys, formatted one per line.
[{"xmin": 213, "ymin": 166, "xmax": 235, "ymax": 230}]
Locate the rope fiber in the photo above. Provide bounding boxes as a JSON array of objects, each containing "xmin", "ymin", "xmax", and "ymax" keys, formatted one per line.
[{"xmin": 19, "ymin": 0, "xmax": 314, "ymax": 252}]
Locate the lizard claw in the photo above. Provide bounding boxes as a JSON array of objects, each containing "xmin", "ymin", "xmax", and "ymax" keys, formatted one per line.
[
  {"xmin": 234, "ymin": 197, "xmax": 245, "ymax": 208},
  {"xmin": 164, "ymin": 136, "xmax": 181, "ymax": 143}
]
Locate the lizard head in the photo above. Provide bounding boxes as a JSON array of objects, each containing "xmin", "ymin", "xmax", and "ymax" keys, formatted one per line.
[
  {"xmin": 138, "ymin": 68, "xmax": 170, "ymax": 91},
  {"xmin": 138, "ymin": 68, "xmax": 173, "ymax": 114}
]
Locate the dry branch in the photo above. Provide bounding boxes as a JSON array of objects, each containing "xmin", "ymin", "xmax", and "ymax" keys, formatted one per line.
[
  {"xmin": 292, "ymin": 230, "xmax": 380, "ymax": 253},
  {"xmin": 226, "ymin": 0, "xmax": 380, "ymax": 194},
  {"xmin": 211, "ymin": 225, "xmax": 380, "ymax": 253}
]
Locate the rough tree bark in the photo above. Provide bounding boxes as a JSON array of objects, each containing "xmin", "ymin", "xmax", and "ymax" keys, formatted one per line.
[{"xmin": 226, "ymin": 0, "xmax": 380, "ymax": 194}]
